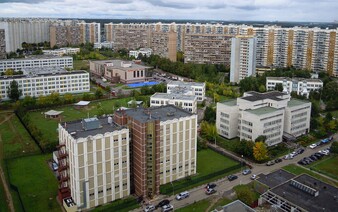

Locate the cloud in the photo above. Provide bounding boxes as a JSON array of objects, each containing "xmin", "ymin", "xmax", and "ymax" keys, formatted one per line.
[
  {"xmin": 0, "ymin": 0, "xmax": 49, "ymax": 3},
  {"xmin": 142, "ymin": 0, "xmax": 195, "ymax": 9}
]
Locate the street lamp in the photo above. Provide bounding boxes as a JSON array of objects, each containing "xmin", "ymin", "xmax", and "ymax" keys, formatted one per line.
[{"xmin": 171, "ymin": 182, "xmax": 174, "ymax": 197}]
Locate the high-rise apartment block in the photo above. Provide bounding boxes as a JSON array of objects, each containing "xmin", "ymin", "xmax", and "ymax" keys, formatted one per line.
[
  {"xmin": 78, "ymin": 22, "xmax": 101, "ymax": 44},
  {"xmin": 58, "ymin": 105, "xmax": 197, "ymax": 210},
  {"xmin": 0, "ymin": 67, "xmax": 89, "ymax": 99},
  {"xmin": 216, "ymin": 91, "xmax": 311, "ymax": 146},
  {"xmin": 230, "ymin": 36, "xmax": 257, "ymax": 83},
  {"xmin": 57, "ymin": 117, "xmax": 130, "ymax": 209},
  {"xmin": 0, "ymin": 29, "xmax": 5, "ymax": 59},
  {"xmin": 50, "ymin": 25, "xmax": 81, "ymax": 47},
  {"xmin": 0, "ymin": 56, "xmax": 73, "ymax": 73}
]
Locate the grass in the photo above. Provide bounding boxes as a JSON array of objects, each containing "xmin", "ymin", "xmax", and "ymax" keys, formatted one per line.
[
  {"xmin": 91, "ymin": 197, "xmax": 139, "ymax": 212},
  {"xmin": 215, "ymin": 136, "xmax": 239, "ymax": 152},
  {"xmin": 73, "ymin": 59, "xmax": 89, "ymax": 71},
  {"xmin": 160, "ymin": 149, "xmax": 240, "ymax": 195},
  {"xmin": 283, "ymin": 164, "xmax": 338, "ymax": 187},
  {"xmin": 209, "ymin": 197, "xmax": 233, "ymax": 211},
  {"xmin": 309, "ymin": 155, "xmax": 338, "ymax": 180},
  {"xmin": 176, "ymin": 198, "xmax": 211, "ymax": 212},
  {"xmin": 27, "ymin": 97, "xmax": 133, "ymax": 145},
  {"xmin": 233, "ymin": 183, "xmax": 260, "ymax": 206},
  {"xmin": 7, "ymin": 154, "xmax": 60, "ymax": 212},
  {"xmin": 0, "ymin": 181, "xmax": 9, "ymax": 212},
  {"xmin": 0, "ymin": 113, "xmax": 40, "ymax": 159}
]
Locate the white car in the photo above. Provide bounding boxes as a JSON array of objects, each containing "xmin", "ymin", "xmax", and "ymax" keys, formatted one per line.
[
  {"xmin": 250, "ymin": 174, "xmax": 257, "ymax": 180},
  {"xmin": 176, "ymin": 191, "xmax": 189, "ymax": 200},
  {"xmin": 162, "ymin": 204, "xmax": 174, "ymax": 212},
  {"xmin": 309, "ymin": 144, "xmax": 317, "ymax": 149},
  {"xmin": 144, "ymin": 204, "xmax": 155, "ymax": 212},
  {"xmin": 322, "ymin": 150, "xmax": 330, "ymax": 155}
]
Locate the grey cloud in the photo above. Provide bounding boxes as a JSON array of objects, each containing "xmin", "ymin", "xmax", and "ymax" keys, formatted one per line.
[
  {"xmin": 102, "ymin": 0, "xmax": 134, "ymax": 4},
  {"xmin": 142, "ymin": 0, "xmax": 195, "ymax": 9},
  {"xmin": 206, "ymin": 3, "xmax": 227, "ymax": 9},
  {"xmin": 235, "ymin": 5, "xmax": 259, "ymax": 11},
  {"xmin": 0, "ymin": 0, "xmax": 48, "ymax": 3}
]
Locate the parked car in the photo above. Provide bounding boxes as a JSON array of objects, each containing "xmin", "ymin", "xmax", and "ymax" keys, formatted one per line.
[
  {"xmin": 205, "ymin": 188, "xmax": 217, "ymax": 195},
  {"xmin": 176, "ymin": 191, "xmax": 190, "ymax": 200},
  {"xmin": 309, "ymin": 155, "xmax": 319, "ymax": 161},
  {"xmin": 205, "ymin": 183, "xmax": 217, "ymax": 190},
  {"xmin": 284, "ymin": 154, "xmax": 290, "ymax": 160},
  {"xmin": 52, "ymin": 162, "xmax": 58, "ymax": 171},
  {"xmin": 266, "ymin": 161, "xmax": 275, "ymax": 166},
  {"xmin": 275, "ymin": 158, "xmax": 282, "ymax": 163},
  {"xmin": 322, "ymin": 150, "xmax": 330, "ymax": 155},
  {"xmin": 228, "ymin": 175, "xmax": 238, "ymax": 181},
  {"xmin": 144, "ymin": 204, "xmax": 155, "ymax": 212},
  {"xmin": 242, "ymin": 169, "xmax": 251, "ymax": 175},
  {"xmin": 309, "ymin": 144, "xmax": 317, "ymax": 149},
  {"xmin": 162, "ymin": 204, "xmax": 174, "ymax": 212},
  {"xmin": 250, "ymin": 174, "xmax": 257, "ymax": 180},
  {"xmin": 156, "ymin": 199, "xmax": 170, "ymax": 208},
  {"xmin": 296, "ymin": 148, "xmax": 305, "ymax": 154}
]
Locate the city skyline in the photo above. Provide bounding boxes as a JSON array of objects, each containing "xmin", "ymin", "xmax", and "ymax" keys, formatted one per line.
[{"xmin": 0, "ymin": 0, "xmax": 337, "ymax": 22}]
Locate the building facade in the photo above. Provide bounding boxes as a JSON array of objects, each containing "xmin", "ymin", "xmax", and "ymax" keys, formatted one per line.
[
  {"xmin": 0, "ymin": 56, "xmax": 73, "ymax": 73},
  {"xmin": 216, "ymin": 91, "xmax": 311, "ymax": 146},
  {"xmin": 50, "ymin": 25, "xmax": 81, "ymax": 47},
  {"xmin": 167, "ymin": 81, "xmax": 205, "ymax": 102},
  {"xmin": 230, "ymin": 36, "xmax": 257, "ymax": 83},
  {"xmin": 113, "ymin": 105, "xmax": 197, "ymax": 198},
  {"xmin": 0, "ymin": 68, "xmax": 89, "ymax": 99},
  {"xmin": 266, "ymin": 77, "xmax": 323, "ymax": 98},
  {"xmin": 57, "ymin": 117, "xmax": 130, "ymax": 209},
  {"xmin": 43, "ymin": 48, "xmax": 80, "ymax": 56},
  {"xmin": 89, "ymin": 60, "xmax": 149, "ymax": 83},
  {"xmin": 0, "ymin": 29, "xmax": 5, "ymax": 59},
  {"xmin": 129, "ymin": 48, "xmax": 153, "ymax": 58},
  {"xmin": 150, "ymin": 93, "xmax": 197, "ymax": 113},
  {"xmin": 78, "ymin": 22, "xmax": 101, "ymax": 44}
]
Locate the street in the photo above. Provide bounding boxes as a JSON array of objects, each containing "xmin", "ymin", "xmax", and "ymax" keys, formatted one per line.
[{"xmin": 135, "ymin": 141, "xmax": 336, "ymax": 212}]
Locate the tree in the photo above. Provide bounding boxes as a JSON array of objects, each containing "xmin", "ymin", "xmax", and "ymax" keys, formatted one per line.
[
  {"xmin": 274, "ymin": 83, "xmax": 283, "ymax": 92},
  {"xmin": 331, "ymin": 142, "xmax": 338, "ymax": 154},
  {"xmin": 255, "ymin": 135, "xmax": 267, "ymax": 142},
  {"xmin": 204, "ymin": 106, "xmax": 216, "ymax": 123},
  {"xmin": 63, "ymin": 93, "xmax": 75, "ymax": 104},
  {"xmin": 258, "ymin": 84, "xmax": 266, "ymax": 92},
  {"xmin": 235, "ymin": 186, "xmax": 256, "ymax": 206},
  {"xmin": 253, "ymin": 141, "xmax": 269, "ymax": 162},
  {"xmin": 95, "ymin": 88, "xmax": 104, "ymax": 99},
  {"xmin": 7, "ymin": 80, "xmax": 22, "ymax": 101}
]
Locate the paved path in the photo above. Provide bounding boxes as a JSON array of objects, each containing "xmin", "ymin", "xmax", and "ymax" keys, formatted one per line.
[{"xmin": 133, "ymin": 142, "xmax": 336, "ymax": 212}]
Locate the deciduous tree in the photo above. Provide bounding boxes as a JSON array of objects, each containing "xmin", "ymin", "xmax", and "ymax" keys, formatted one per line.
[
  {"xmin": 253, "ymin": 141, "xmax": 269, "ymax": 162},
  {"xmin": 7, "ymin": 80, "xmax": 22, "ymax": 101}
]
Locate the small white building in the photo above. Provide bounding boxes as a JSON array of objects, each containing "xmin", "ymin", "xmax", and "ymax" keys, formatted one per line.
[
  {"xmin": 167, "ymin": 81, "xmax": 205, "ymax": 102},
  {"xmin": 43, "ymin": 48, "xmax": 80, "ymax": 56},
  {"xmin": 216, "ymin": 91, "xmax": 311, "ymax": 146},
  {"xmin": 150, "ymin": 93, "xmax": 197, "ymax": 113},
  {"xmin": 94, "ymin": 41, "xmax": 114, "ymax": 49},
  {"xmin": 0, "ymin": 67, "xmax": 89, "ymax": 100},
  {"xmin": 266, "ymin": 77, "xmax": 323, "ymax": 98},
  {"xmin": 129, "ymin": 48, "xmax": 153, "ymax": 58}
]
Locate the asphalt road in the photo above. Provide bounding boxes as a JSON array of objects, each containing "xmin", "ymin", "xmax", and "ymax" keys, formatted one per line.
[{"xmin": 136, "ymin": 141, "xmax": 336, "ymax": 212}]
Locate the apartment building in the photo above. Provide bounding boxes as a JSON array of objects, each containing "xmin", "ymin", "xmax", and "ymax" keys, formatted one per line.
[
  {"xmin": 50, "ymin": 25, "xmax": 81, "ymax": 47},
  {"xmin": 89, "ymin": 60, "xmax": 149, "ymax": 83},
  {"xmin": 150, "ymin": 93, "xmax": 197, "ymax": 113},
  {"xmin": 0, "ymin": 67, "xmax": 89, "ymax": 99},
  {"xmin": 266, "ymin": 77, "xmax": 323, "ymax": 98},
  {"xmin": 43, "ymin": 48, "xmax": 80, "ymax": 56},
  {"xmin": 184, "ymin": 34, "xmax": 233, "ymax": 65},
  {"xmin": 78, "ymin": 22, "xmax": 101, "ymax": 44},
  {"xmin": 167, "ymin": 80, "xmax": 205, "ymax": 102},
  {"xmin": 57, "ymin": 117, "xmax": 130, "ymax": 209},
  {"xmin": 230, "ymin": 36, "xmax": 257, "ymax": 83},
  {"xmin": 113, "ymin": 105, "xmax": 197, "ymax": 198},
  {"xmin": 0, "ymin": 56, "xmax": 73, "ymax": 73},
  {"xmin": 0, "ymin": 29, "xmax": 5, "ymax": 59},
  {"xmin": 129, "ymin": 48, "xmax": 153, "ymax": 58},
  {"xmin": 216, "ymin": 91, "xmax": 311, "ymax": 146}
]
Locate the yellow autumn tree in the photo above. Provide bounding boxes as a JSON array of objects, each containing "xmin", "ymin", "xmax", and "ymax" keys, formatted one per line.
[{"xmin": 253, "ymin": 141, "xmax": 269, "ymax": 162}]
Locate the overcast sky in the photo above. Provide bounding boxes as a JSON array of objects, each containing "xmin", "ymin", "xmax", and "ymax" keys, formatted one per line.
[{"xmin": 0, "ymin": 0, "xmax": 337, "ymax": 22}]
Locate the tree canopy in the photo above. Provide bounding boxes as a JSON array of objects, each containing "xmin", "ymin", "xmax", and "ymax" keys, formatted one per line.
[{"xmin": 7, "ymin": 80, "xmax": 22, "ymax": 101}]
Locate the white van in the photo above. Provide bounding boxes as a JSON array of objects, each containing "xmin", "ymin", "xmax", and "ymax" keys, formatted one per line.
[{"xmin": 176, "ymin": 191, "xmax": 190, "ymax": 200}]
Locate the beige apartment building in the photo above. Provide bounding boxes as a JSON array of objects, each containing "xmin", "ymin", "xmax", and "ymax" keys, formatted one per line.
[
  {"xmin": 57, "ymin": 117, "xmax": 130, "ymax": 209},
  {"xmin": 50, "ymin": 25, "xmax": 81, "ymax": 47},
  {"xmin": 0, "ymin": 29, "xmax": 5, "ymax": 59}
]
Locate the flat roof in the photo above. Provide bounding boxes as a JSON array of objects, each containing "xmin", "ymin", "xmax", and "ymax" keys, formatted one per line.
[
  {"xmin": 118, "ymin": 105, "xmax": 193, "ymax": 123},
  {"xmin": 266, "ymin": 77, "xmax": 323, "ymax": 83},
  {"xmin": 90, "ymin": 60, "xmax": 149, "ymax": 70},
  {"xmin": 221, "ymin": 200, "xmax": 255, "ymax": 212},
  {"xmin": 0, "ymin": 70, "xmax": 88, "ymax": 80},
  {"xmin": 270, "ymin": 174, "xmax": 338, "ymax": 212},
  {"xmin": 61, "ymin": 116, "xmax": 127, "ymax": 139},
  {"xmin": 0, "ymin": 56, "xmax": 72, "ymax": 62},
  {"xmin": 246, "ymin": 106, "xmax": 282, "ymax": 116},
  {"xmin": 287, "ymin": 99, "xmax": 311, "ymax": 107},
  {"xmin": 167, "ymin": 80, "xmax": 205, "ymax": 87},
  {"xmin": 151, "ymin": 93, "xmax": 197, "ymax": 101},
  {"xmin": 241, "ymin": 91, "xmax": 288, "ymax": 102},
  {"xmin": 257, "ymin": 169, "xmax": 295, "ymax": 188},
  {"xmin": 220, "ymin": 99, "xmax": 237, "ymax": 106}
]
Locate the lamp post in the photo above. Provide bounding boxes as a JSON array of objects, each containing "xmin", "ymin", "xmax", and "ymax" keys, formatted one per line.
[{"xmin": 171, "ymin": 182, "xmax": 174, "ymax": 197}]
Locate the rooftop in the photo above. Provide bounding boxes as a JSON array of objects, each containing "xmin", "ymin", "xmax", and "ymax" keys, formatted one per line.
[
  {"xmin": 119, "ymin": 105, "xmax": 194, "ymax": 123},
  {"xmin": 241, "ymin": 91, "xmax": 288, "ymax": 102},
  {"xmin": 270, "ymin": 174, "xmax": 338, "ymax": 212},
  {"xmin": 0, "ymin": 56, "xmax": 72, "ymax": 62},
  {"xmin": 220, "ymin": 99, "xmax": 237, "ymax": 106},
  {"xmin": 90, "ymin": 60, "xmax": 149, "ymax": 71},
  {"xmin": 151, "ymin": 93, "xmax": 197, "ymax": 101},
  {"xmin": 167, "ymin": 80, "xmax": 205, "ymax": 87},
  {"xmin": 246, "ymin": 106, "xmax": 282, "ymax": 116},
  {"xmin": 266, "ymin": 77, "xmax": 323, "ymax": 83},
  {"xmin": 257, "ymin": 169, "xmax": 295, "ymax": 188},
  {"xmin": 0, "ymin": 70, "xmax": 88, "ymax": 80},
  {"xmin": 287, "ymin": 99, "xmax": 311, "ymax": 107},
  {"xmin": 218, "ymin": 200, "xmax": 255, "ymax": 212},
  {"xmin": 61, "ymin": 116, "xmax": 127, "ymax": 139}
]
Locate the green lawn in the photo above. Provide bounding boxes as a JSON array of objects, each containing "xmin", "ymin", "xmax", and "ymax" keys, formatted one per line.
[
  {"xmin": 176, "ymin": 198, "xmax": 211, "ymax": 212},
  {"xmin": 0, "ymin": 182, "xmax": 9, "ymax": 212},
  {"xmin": 7, "ymin": 154, "xmax": 60, "ymax": 212},
  {"xmin": 215, "ymin": 136, "xmax": 239, "ymax": 152},
  {"xmin": 73, "ymin": 59, "xmax": 89, "ymax": 71},
  {"xmin": 283, "ymin": 164, "xmax": 338, "ymax": 187},
  {"xmin": 91, "ymin": 197, "xmax": 139, "ymax": 212},
  {"xmin": 0, "ymin": 113, "xmax": 40, "ymax": 159},
  {"xmin": 310, "ymin": 155, "xmax": 338, "ymax": 180},
  {"xmin": 27, "ymin": 97, "xmax": 133, "ymax": 145},
  {"xmin": 160, "ymin": 149, "xmax": 241, "ymax": 195},
  {"xmin": 209, "ymin": 197, "xmax": 233, "ymax": 211}
]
